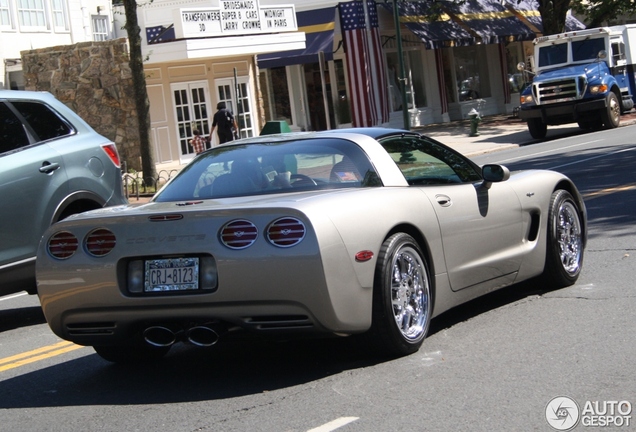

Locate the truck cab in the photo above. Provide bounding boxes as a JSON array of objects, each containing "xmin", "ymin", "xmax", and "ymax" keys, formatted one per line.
[{"xmin": 518, "ymin": 25, "xmax": 636, "ymax": 139}]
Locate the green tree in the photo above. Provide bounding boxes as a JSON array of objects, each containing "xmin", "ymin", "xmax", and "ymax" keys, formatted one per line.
[
  {"xmin": 571, "ymin": 0, "xmax": 636, "ymax": 28},
  {"xmin": 533, "ymin": 0, "xmax": 574, "ymax": 35},
  {"xmin": 122, "ymin": 0, "xmax": 157, "ymax": 185}
]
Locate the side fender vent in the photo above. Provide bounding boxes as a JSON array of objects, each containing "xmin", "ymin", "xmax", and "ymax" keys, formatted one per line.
[{"xmin": 528, "ymin": 211, "xmax": 540, "ymax": 242}]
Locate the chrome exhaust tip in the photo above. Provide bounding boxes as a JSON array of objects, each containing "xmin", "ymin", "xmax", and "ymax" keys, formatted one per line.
[
  {"xmin": 143, "ymin": 326, "xmax": 177, "ymax": 347},
  {"xmin": 186, "ymin": 326, "xmax": 220, "ymax": 347}
]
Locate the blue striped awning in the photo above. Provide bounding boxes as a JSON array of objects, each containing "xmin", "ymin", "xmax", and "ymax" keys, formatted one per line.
[
  {"xmin": 257, "ymin": 7, "xmax": 336, "ymax": 69},
  {"xmin": 384, "ymin": 0, "xmax": 586, "ymax": 49},
  {"xmin": 442, "ymin": 0, "xmax": 537, "ymax": 44},
  {"xmin": 381, "ymin": 2, "xmax": 476, "ymax": 49}
]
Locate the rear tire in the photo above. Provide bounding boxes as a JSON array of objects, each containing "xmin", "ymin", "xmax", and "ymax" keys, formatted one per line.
[
  {"xmin": 527, "ymin": 118, "xmax": 547, "ymax": 139},
  {"xmin": 370, "ymin": 233, "xmax": 432, "ymax": 357},
  {"xmin": 542, "ymin": 190, "xmax": 584, "ymax": 289},
  {"xmin": 601, "ymin": 92, "xmax": 620, "ymax": 129},
  {"xmin": 94, "ymin": 342, "xmax": 170, "ymax": 364}
]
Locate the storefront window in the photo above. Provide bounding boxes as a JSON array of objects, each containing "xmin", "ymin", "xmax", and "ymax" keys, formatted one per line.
[
  {"xmin": 455, "ymin": 45, "xmax": 491, "ymax": 101},
  {"xmin": 443, "ymin": 45, "xmax": 492, "ymax": 103},
  {"xmin": 259, "ymin": 67, "xmax": 292, "ymax": 125},
  {"xmin": 407, "ymin": 50, "xmax": 426, "ymax": 108},
  {"xmin": 386, "ymin": 51, "xmax": 427, "ymax": 111},
  {"xmin": 505, "ymin": 42, "xmax": 525, "ymax": 94},
  {"xmin": 334, "ymin": 59, "xmax": 351, "ymax": 125}
]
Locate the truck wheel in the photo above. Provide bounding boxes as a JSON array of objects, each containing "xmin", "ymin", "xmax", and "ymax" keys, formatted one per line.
[
  {"xmin": 601, "ymin": 92, "xmax": 620, "ymax": 129},
  {"xmin": 527, "ymin": 118, "xmax": 547, "ymax": 139}
]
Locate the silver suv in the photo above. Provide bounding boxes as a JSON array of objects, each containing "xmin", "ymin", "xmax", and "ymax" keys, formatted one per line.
[{"xmin": 0, "ymin": 90, "xmax": 127, "ymax": 296}]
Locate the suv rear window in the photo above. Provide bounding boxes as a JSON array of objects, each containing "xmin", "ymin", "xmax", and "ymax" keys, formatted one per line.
[
  {"xmin": 11, "ymin": 101, "xmax": 74, "ymax": 142},
  {"xmin": 0, "ymin": 102, "xmax": 29, "ymax": 153}
]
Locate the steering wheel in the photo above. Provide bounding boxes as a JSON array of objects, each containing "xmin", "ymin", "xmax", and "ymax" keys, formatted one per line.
[{"xmin": 290, "ymin": 174, "xmax": 317, "ymax": 187}]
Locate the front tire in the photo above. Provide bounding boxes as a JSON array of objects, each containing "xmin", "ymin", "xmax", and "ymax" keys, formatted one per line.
[
  {"xmin": 527, "ymin": 118, "xmax": 547, "ymax": 139},
  {"xmin": 601, "ymin": 92, "xmax": 620, "ymax": 129},
  {"xmin": 542, "ymin": 190, "xmax": 584, "ymax": 288},
  {"xmin": 371, "ymin": 233, "xmax": 432, "ymax": 356}
]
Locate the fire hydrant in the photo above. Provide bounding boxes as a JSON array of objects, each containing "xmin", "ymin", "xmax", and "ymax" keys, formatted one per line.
[{"xmin": 468, "ymin": 108, "xmax": 481, "ymax": 137}]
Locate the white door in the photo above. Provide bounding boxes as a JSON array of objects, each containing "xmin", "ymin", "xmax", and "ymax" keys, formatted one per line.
[
  {"xmin": 215, "ymin": 77, "xmax": 255, "ymax": 138},
  {"xmin": 171, "ymin": 82, "xmax": 211, "ymax": 160}
]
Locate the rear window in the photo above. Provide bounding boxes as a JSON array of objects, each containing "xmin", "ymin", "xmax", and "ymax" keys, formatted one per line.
[
  {"xmin": 0, "ymin": 102, "xmax": 29, "ymax": 153},
  {"xmin": 155, "ymin": 138, "xmax": 381, "ymax": 201},
  {"xmin": 10, "ymin": 100, "xmax": 73, "ymax": 142}
]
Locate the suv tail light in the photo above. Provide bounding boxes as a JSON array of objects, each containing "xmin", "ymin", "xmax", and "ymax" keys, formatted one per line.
[{"xmin": 101, "ymin": 143, "xmax": 121, "ymax": 167}]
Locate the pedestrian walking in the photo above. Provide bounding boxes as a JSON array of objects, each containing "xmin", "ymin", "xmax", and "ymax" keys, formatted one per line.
[
  {"xmin": 190, "ymin": 128, "xmax": 206, "ymax": 154},
  {"xmin": 210, "ymin": 102, "xmax": 238, "ymax": 144}
]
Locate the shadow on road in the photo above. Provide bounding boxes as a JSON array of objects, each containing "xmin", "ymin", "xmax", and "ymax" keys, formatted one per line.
[
  {"xmin": 0, "ymin": 306, "xmax": 46, "ymax": 333},
  {"xmin": 0, "ymin": 278, "xmax": 549, "ymax": 409}
]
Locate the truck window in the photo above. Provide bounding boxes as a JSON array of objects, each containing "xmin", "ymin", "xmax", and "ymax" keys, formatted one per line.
[
  {"xmin": 572, "ymin": 38, "xmax": 606, "ymax": 62},
  {"xmin": 538, "ymin": 44, "xmax": 567, "ymax": 67},
  {"xmin": 611, "ymin": 41, "xmax": 626, "ymax": 63}
]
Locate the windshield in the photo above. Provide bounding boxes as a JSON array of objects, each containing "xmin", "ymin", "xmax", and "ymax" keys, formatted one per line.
[
  {"xmin": 154, "ymin": 138, "xmax": 381, "ymax": 201},
  {"xmin": 538, "ymin": 37, "xmax": 606, "ymax": 67}
]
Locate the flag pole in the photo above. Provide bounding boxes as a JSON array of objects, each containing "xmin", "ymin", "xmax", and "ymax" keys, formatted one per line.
[
  {"xmin": 362, "ymin": 0, "xmax": 380, "ymax": 126},
  {"xmin": 392, "ymin": 0, "xmax": 410, "ymax": 130}
]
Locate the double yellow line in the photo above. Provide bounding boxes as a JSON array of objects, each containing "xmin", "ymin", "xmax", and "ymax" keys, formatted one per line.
[
  {"xmin": 583, "ymin": 183, "xmax": 636, "ymax": 200},
  {"xmin": 0, "ymin": 341, "xmax": 84, "ymax": 373}
]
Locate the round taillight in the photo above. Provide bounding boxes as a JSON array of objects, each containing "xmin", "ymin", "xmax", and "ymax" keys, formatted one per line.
[
  {"xmin": 47, "ymin": 231, "xmax": 79, "ymax": 259},
  {"xmin": 85, "ymin": 228, "xmax": 116, "ymax": 257},
  {"xmin": 219, "ymin": 219, "xmax": 258, "ymax": 249},
  {"xmin": 267, "ymin": 217, "xmax": 306, "ymax": 248}
]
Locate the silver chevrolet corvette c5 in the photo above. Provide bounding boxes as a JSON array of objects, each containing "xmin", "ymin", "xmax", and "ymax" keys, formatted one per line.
[{"xmin": 36, "ymin": 128, "xmax": 586, "ymax": 363}]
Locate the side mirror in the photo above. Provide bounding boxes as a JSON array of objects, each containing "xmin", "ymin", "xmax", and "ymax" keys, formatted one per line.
[
  {"xmin": 482, "ymin": 164, "xmax": 510, "ymax": 188},
  {"xmin": 597, "ymin": 50, "xmax": 608, "ymax": 60},
  {"xmin": 517, "ymin": 62, "xmax": 526, "ymax": 71}
]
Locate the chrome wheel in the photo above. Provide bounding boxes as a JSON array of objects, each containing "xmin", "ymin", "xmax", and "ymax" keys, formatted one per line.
[
  {"xmin": 372, "ymin": 233, "xmax": 431, "ymax": 356},
  {"xmin": 556, "ymin": 199, "xmax": 583, "ymax": 276},
  {"xmin": 543, "ymin": 190, "xmax": 584, "ymax": 288},
  {"xmin": 390, "ymin": 246, "xmax": 430, "ymax": 341}
]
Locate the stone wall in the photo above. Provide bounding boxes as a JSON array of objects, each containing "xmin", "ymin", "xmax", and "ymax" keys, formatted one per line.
[{"xmin": 21, "ymin": 38, "xmax": 141, "ymax": 170}]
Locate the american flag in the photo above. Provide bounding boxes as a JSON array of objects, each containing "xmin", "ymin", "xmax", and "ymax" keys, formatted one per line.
[
  {"xmin": 339, "ymin": 1, "xmax": 389, "ymax": 127},
  {"xmin": 145, "ymin": 25, "xmax": 176, "ymax": 45}
]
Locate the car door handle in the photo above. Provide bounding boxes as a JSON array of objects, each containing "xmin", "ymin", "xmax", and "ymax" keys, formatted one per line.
[
  {"xmin": 39, "ymin": 162, "xmax": 61, "ymax": 174},
  {"xmin": 435, "ymin": 194, "xmax": 452, "ymax": 207}
]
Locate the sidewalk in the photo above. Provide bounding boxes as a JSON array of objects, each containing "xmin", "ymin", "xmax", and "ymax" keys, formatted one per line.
[
  {"xmin": 417, "ymin": 110, "xmax": 636, "ymax": 157},
  {"xmin": 414, "ymin": 114, "xmax": 528, "ymax": 157}
]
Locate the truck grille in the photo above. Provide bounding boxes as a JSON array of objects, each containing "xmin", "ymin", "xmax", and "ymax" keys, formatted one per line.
[{"xmin": 533, "ymin": 76, "xmax": 587, "ymax": 105}]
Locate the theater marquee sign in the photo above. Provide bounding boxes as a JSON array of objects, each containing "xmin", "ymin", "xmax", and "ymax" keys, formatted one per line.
[{"xmin": 175, "ymin": 0, "xmax": 298, "ymax": 38}]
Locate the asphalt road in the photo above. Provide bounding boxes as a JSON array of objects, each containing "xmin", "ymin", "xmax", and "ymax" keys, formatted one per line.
[{"xmin": 1, "ymin": 125, "xmax": 635, "ymax": 432}]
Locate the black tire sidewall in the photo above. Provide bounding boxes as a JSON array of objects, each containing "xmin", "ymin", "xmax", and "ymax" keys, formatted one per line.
[
  {"xmin": 371, "ymin": 233, "xmax": 431, "ymax": 356},
  {"xmin": 544, "ymin": 190, "xmax": 584, "ymax": 288},
  {"xmin": 602, "ymin": 92, "xmax": 620, "ymax": 128},
  {"xmin": 528, "ymin": 118, "xmax": 547, "ymax": 139}
]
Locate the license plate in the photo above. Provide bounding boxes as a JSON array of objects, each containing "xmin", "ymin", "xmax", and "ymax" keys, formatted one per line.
[{"xmin": 144, "ymin": 258, "xmax": 199, "ymax": 292}]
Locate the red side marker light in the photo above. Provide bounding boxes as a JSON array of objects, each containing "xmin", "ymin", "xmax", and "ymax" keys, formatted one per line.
[{"xmin": 355, "ymin": 250, "xmax": 374, "ymax": 262}]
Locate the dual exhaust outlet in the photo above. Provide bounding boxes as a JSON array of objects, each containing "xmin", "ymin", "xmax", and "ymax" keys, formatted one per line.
[{"xmin": 143, "ymin": 325, "xmax": 221, "ymax": 348}]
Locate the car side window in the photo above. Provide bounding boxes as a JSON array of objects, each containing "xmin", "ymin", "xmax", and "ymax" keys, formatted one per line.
[
  {"xmin": 10, "ymin": 101, "xmax": 73, "ymax": 142},
  {"xmin": 381, "ymin": 136, "xmax": 482, "ymax": 185},
  {"xmin": 0, "ymin": 102, "xmax": 30, "ymax": 154}
]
